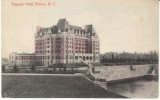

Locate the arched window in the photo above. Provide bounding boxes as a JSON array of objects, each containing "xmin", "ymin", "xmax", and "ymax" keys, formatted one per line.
[
  {"xmin": 75, "ymin": 56, "xmax": 78, "ymax": 60},
  {"xmin": 77, "ymin": 30, "xmax": 79, "ymax": 34},
  {"xmin": 79, "ymin": 56, "xmax": 82, "ymax": 60},
  {"xmin": 86, "ymin": 56, "xmax": 89, "ymax": 60},
  {"xmin": 83, "ymin": 56, "xmax": 85, "ymax": 61}
]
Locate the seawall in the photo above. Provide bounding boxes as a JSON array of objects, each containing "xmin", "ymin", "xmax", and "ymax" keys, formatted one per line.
[{"xmin": 93, "ymin": 64, "xmax": 158, "ymax": 83}]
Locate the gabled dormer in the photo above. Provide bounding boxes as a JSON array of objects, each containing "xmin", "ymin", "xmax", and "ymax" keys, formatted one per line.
[
  {"xmin": 47, "ymin": 28, "xmax": 52, "ymax": 34},
  {"xmin": 58, "ymin": 28, "xmax": 61, "ymax": 33}
]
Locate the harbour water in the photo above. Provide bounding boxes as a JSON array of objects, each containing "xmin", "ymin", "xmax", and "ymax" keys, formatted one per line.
[{"xmin": 107, "ymin": 79, "xmax": 158, "ymax": 98}]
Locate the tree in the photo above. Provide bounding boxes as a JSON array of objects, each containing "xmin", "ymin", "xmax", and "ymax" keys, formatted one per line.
[
  {"xmin": 31, "ymin": 65, "xmax": 36, "ymax": 71},
  {"xmin": 63, "ymin": 67, "xmax": 66, "ymax": 71},
  {"xmin": 111, "ymin": 53, "xmax": 114, "ymax": 60},
  {"xmin": 59, "ymin": 68, "xmax": 61, "ymax": 71},
  {"xmin": 53, "ymin": 67, "xmax": 56, "ymax": 71},
  {"xmin": 14, "ymin": 64, "xmax": 18, "ymax": 72},
  {"xmin": 2, "ymin": 65, "xmax": 5, "ymax": 72},
  {"xmin": 71, "ymin": 67, "xmax": 73, "ymax": 72}
]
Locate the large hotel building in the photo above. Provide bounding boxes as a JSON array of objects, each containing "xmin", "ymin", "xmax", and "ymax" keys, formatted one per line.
[{"xmin": 9, "ymin": 19, "xmax": 100, "ymax": 67}]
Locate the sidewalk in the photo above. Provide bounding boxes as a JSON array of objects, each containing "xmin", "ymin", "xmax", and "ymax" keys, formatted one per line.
[{"xmin": 2, "ymin": 73, "xmax": 79, "ymax": 76}]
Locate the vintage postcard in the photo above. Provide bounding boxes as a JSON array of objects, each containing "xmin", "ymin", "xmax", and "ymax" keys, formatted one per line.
[{"xmin": 1, "ymin": 0, "xmax": 159, "ymax": 98}]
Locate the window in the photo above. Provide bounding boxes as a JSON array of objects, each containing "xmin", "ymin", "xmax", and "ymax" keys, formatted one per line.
[
  {"xmin": 56, "ymin": 56, "xmax": 60, "ymax": 59},
  {"xmin": 56, "ymin": 45, "xmax": 61, "ymax": 48},
  {"xmin": 48, "ymin": 50, "xmax": 50, "ymax": 53},
  {"xmin": 47, "ymin": 45, "xmax": 50, "ymax": 48},
  {"xmin": 56, "ymin": 38, "xmax": 61, "ymax": 40}
]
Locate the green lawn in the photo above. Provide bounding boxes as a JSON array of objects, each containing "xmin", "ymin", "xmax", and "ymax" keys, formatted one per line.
[{"xmin": 2, "ymin": 75, "xmax": 126, "ymax": 98}]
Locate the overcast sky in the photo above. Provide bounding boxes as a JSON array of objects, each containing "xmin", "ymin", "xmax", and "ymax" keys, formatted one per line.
[{"xmin": 2, "ymin": 0, "xmax": 159, "ymax": 58}]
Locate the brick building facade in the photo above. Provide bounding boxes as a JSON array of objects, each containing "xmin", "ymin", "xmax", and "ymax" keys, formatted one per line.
[{"xmin": 9, "ymin": 19, "xmax": 100, "ymax": 67}]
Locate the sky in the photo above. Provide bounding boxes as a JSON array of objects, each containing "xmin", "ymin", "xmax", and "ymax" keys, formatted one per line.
[{"xmin": 2, "ymin": 0, "xmax": 159, "ymax": 58}]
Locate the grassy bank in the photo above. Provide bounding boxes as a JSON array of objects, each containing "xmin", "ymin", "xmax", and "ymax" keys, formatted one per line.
[{"xmin": 2, "ymin": 75, "xmax": 126, "ymax": 98}]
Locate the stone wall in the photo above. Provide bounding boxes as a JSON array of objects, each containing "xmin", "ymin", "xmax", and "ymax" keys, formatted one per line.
[{"xmin": 94, "ymin": 64, "xmax": 155, "ymax": 82}]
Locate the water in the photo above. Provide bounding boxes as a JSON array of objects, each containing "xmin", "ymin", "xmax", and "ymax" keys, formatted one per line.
[{"xmin": 107, "ymin": 79, "xmax": 158, "ymax": 98}]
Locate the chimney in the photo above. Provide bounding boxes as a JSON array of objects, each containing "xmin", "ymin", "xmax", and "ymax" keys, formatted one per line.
[{"xmin": 36, "ymin": 26, "xmax": 41, "ymax": 32}]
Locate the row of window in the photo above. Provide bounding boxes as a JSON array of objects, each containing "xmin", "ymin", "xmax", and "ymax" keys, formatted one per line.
[
  {"xmin": 36, "ymin": 44, "xmax": 63, "ymax": 49},
  {"xmin": 36, "ymin": 38, "xmax": 99, "ymax": 43},
  {"xmin": 14, "ymin": 55, "xmax": 99, "ymax": 62},
  {"xmin": 93, "ymin": 48, "xmax": 99, "ymax": 50},
  {"xmin": 15, "ymin": 56, "xmax": 63, "ymax": 60},
  {"xmin": 75, "ymin": 38, "xmax": 86, "ymax": 42},
  {"xmin": 36, "ymin": 46, "xmax": 98, "ymax": 50},
  {"xmin": 66, "ymin": 45, "xmax": 73, "ymax": 48},
  {"xmin": 36, "ymin": 51, "xmax": 45, "ymax": 53},
  {"xmin": 36, "ymin": 49, "xmax": 97, "ymax": 53},
  {"xmin": 36, "ymin": 40, "xmax": 98, "ymax": 45},
  {"xmin": 36, "ymin": 50, "xmax": 63, "ymax": 54},
  {"xmin": 36, "ymin": 50, "xmax": 93, "ymax": 54},
  {"xmin": 36, "ymin": 42, "xmax": 99, "ymax": 47},
  {"xmin": 16, "ymin": 56, "xmax": 41, "ymax": 60},
  {"xmin": 66, "ymin": 41, "xmax": 73, "ymax": 44},
  {"xmin": 75, "ymin": 51, "xmax": 85, "ymax": 53},
  {"xmin": 66, "ymin": 50, "xmax": 73, "ymax": 53},
  {"xmin": 75, "ymin": 43, "xmax": 86, "ymax": 46},
  {"xmin": 75, "ymin": 47, "xmax": 85, "ymax": 49},
  {"xmin": 46, "ymin": 50, "xmax": 62, "ymax": 53}
]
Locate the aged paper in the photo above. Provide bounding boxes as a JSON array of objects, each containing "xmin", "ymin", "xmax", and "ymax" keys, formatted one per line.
[{"xmin": 1, "ymin": 0, "xmax": 159, "ymax": 98}]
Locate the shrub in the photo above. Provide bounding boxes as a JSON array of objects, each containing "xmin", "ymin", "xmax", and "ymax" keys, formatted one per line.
[
  {"xmin": 31, "ymin": 65, "xmax": 36, "ymax": 71},
  {"xmin": 14, "ymin": 65, "xmax": 18, "ymax": 72},
  {"xmin": 71, "ymin": 67, "xmax": 73, "ymax": 71},
  {"xmin": 2, "ymin": 65, "xmax": 5, "ymax": 72},
  {"xmin": 63, "ymin": 67, "xmax": 66, "ymax": 71}
]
